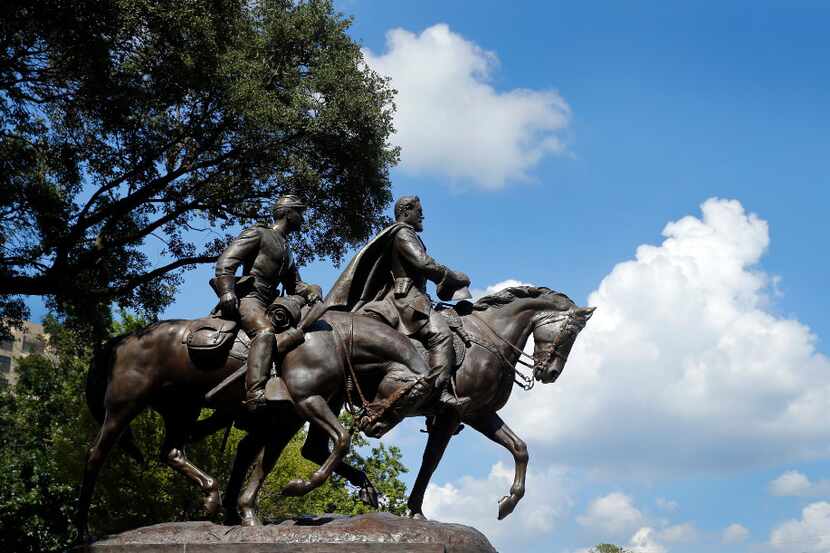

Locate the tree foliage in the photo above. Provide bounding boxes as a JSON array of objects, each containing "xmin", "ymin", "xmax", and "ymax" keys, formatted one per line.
[
  {"xmin": 0, "ymin": 314, "xmax": 409, "ymax": 552},
  {"xmin": 590, "ymin": 544, "xmax": 631, "ymax": 553},
  {"xmin": 0, "ymin": 0, "xmax": 398, "ymax": 337}
]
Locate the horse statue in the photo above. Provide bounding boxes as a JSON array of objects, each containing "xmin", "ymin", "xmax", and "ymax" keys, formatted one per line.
[
  {"xmin": 230, "ymin": 286, "xmax": 594, "ymax": 523},
  {"xmin": 77, "ymin": 285, "xmax": 592, "ymax": 537}
]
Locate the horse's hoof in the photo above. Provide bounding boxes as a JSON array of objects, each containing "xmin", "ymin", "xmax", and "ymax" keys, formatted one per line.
[
  {"xmin": 497, "ymin": 495, "xmax": 518, "ymax": 520},
  {"xmin": 407, "ymin": 509, "xmax": 427, "ymax": 520},
  {"xmin": 204, "ymin": 490, "xmax": 222, "ymax": 516},
  {"xmin": 240, "ymin": 509, "xmax": 261, "ymax": 527},
  {"xmin": 282, "ymin": 478, "xmax": 311, "ymax": 497}
]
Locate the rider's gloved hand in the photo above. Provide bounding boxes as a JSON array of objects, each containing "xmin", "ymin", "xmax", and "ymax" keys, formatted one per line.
[
  {"xmin": 219, "ymin": 292, "xmax": 239, "ymax": 318},
  {"xmin": 448, "ymin": 270, "xmax": 471, "ymax": 288}
]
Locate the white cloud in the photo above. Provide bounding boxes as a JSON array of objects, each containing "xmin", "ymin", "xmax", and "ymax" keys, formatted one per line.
[
  {"xmin": 769, "ymin": 470, "xmax": 830, "ymax": 497},
  {"xmin": 770, "ymin": 501, "xmax": 830, "ymax": 552},
  {"xmin": 363, "ymin": 24, "xmax": 570, "ymax": 188},
  {"xmin": 628, "ymin": 527, "xmax": 667, "ymax": 553},
  {"xmin": 770, "ymin": 470, "xmax": 812, "ymax": 496},
  {"xmin": 499, "ymin": 198, "xmax": 830, "ymax": 473},
  {"xmin": 422, "ymin": 462, "xmax": 572, "ymax": 547},
  {"xmin": 577, "ymin": 492, "xmax": 644, "ymax": 535},
  {"xmin": 722, "ymin": 523, "xmax": 749, "ymax": 544},
  {"xmin": 657, "ymin": 522, "xmax": 697, "ymax": 543}
]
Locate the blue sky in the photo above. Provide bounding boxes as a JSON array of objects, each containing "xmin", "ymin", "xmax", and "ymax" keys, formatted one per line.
[{"xmin": 25, "ymin": 2, "xmax": 830, "ymax": 552}]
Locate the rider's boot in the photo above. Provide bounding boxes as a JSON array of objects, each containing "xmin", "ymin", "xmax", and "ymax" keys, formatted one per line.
[
  {"xmin": 244, "ymin": 330, "xmax": 275, "ymax": 413},
  {"xmin": 427, "ymin": 332, "xmax": 472, "ymax": 413}
]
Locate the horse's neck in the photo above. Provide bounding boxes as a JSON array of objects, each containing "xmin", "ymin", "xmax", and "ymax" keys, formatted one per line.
[{"xmin": 475, "ymin": 302, "xmax": 536, "ymax": 353}]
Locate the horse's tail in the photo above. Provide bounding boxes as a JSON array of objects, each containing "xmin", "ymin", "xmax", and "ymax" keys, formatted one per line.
[{"xmin": 87, "ymin": 337, "xmax": 146, "ymax": 467}]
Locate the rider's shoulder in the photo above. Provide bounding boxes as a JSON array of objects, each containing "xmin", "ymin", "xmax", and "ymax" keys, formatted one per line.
[
  {"xmin": 241, "ymin": 223, "xmax": 269, "ymax": 236},
  {"xmin": 393, "ymin": 224, "xmax": 418, "ymax": 240}
]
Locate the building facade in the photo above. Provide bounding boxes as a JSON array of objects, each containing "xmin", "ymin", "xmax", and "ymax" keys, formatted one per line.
[{"xmin": 0, "ymin": 321, "xmax": 48, "ymax": 387}]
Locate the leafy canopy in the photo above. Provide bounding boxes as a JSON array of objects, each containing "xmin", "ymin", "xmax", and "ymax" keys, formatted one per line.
[{"xmin": 0, "ymin": 0, "xmax": 398, "ymax": 337}]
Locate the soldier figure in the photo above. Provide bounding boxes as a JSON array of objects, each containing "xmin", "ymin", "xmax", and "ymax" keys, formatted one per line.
[
  {"xmin": 323, "ymin": 195, "xmax": 472, "ymax": 410},
  {"xmin": 212, "ymin": 194, "xmax": 321, "ymax": 412}
]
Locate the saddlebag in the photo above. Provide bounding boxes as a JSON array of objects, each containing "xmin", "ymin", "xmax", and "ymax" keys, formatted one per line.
[{"xmin": 184, "ymin": 316, "xmax": 238, "ymax": 353}]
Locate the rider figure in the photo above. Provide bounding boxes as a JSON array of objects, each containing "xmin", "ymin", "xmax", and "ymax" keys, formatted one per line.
[
  {"xmin": 365, "ymin": 196, "xmax": 472, "ymax": 409},
  {"xmin": 212, "ymin": 194, "xmax": 321, "ymax": 413}
]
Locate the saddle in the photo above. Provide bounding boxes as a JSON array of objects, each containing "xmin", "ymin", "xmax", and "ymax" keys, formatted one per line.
[{"xmin": 405, "ymin": 303, "xmax": 471, "ymax": 369}]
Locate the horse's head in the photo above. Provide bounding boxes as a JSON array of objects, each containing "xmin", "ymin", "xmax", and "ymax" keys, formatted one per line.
[{"xmin": 531, "ymin": 305, "xmax": 595, "ymax": 383}]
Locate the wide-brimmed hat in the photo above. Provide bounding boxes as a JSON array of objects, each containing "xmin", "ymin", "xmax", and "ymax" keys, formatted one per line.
[{"xmin": 274, "ymin": 194, "xmax": 306, "ymax": 210}]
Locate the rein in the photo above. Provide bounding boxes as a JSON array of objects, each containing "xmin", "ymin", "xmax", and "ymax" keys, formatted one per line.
[
  {"xmin": 330, "ymin": 317, "xmax": 369, "ymax": 416},
  {"xmin": 469, "ymin": 310, "xmax": 572, "ymax": 391}
]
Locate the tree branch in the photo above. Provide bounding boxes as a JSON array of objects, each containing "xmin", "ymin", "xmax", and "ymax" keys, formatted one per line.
[{"xmin": 102, "ymin": 255, "xmax": 217, "ymax": 297}]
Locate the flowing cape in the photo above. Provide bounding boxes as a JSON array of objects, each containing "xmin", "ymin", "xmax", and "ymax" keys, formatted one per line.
[{"xmin": 323, "ymin": 222, "xmax": 410, "ymax": 312}]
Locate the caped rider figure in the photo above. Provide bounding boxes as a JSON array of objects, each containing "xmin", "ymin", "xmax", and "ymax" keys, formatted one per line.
[
  {"xmin": 323, "ymin": 195, "xmax": 471, "ymax": 410},
  {"xmin": 212, "ymin": 194, "xmax": 321, "ymax": 412}
]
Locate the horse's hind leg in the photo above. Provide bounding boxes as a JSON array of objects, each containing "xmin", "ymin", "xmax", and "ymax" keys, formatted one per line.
[
  {"xmin": 77, "ymin": 399, "xmax": 144, "ymax": 540},
  {"xmin": 282, "ymin": 395, "xmax": 350, "ymax": 497},
  {"xmin": 159, "ymin": 406, "xmax": 221, "ymax": 517},
  {"xmin": 302, "ymin": 418, "xmax": 379, "ymax": 508},
  {"xmin": 224, "ymin": 432, "xmax": 264, "ymax": 526},
  {"xmin": 237, "ymin": 421, "xmax": 300, "ymax": 527}
]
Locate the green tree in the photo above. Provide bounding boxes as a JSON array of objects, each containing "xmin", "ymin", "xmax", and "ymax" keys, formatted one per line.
[
  {"xmin": 0, "ymin": 0, "xmax": 398, "ymax": 338},
  {"xmin": 590, "ymin": 545, "xmax": 631, "ymax": 553},
  {"xmin": 0, "ymin": 315, "xmax": 409, "ymax": 552}
]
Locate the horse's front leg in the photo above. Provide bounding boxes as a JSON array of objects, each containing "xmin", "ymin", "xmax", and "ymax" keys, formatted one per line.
[
  {"xmin": 282, "ymin": 395, "xmax": 350, "ymax": 497},
  {"xmin": 407, "ymin": 411, "xmax": 461, "ymax": 519},
  {"xmin": 301, "ymin": 414, "xmax": 379, "ymax": 508},
  {"xmin": 467, "ymin": 412, "xmax": 528, "ymax": 520}
]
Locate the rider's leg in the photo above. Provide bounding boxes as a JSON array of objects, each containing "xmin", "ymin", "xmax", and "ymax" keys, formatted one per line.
[
  {"xmin": 416, "ymin": 313, "xmax": 470, "ymax": 411},
  {"xmin": 239, "ymin": 296, "xmax": 275, "ymax": 410}
]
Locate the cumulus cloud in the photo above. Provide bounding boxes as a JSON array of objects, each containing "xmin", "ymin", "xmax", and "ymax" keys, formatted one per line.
[
  {"xmin": 499, "ymin": 198, "xmax": 830, "ymax": 473},
  {"xmin": 628, "ymin": 527, "xmax": 667, "ymax": 553},
  {"xmin": 363, "ymin": 24, "xmax": 570, "ymax": 188},
  {"xmin": 657, "ymin": 522, "xmax": 697, "ymax": 543},
  {"xmin": 422, "ymin": 462, "xmax": 571, "ymax": 547},
  {"xmin": 722, "ymin": 523, "xmax": 750, "ymax": 544},
  {"xmin": 577, "ymin": 492, "xmax": 645, "ymax": 535},
  {"xmin": 770, "ymin": 502, "xmax": 830, "ymax": 552},
  {"xmin": 769, "ymin": 470, "xmax": 830, "ymax": 497}
]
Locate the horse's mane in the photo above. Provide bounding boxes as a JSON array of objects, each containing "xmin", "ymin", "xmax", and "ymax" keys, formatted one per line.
[{"xmin": 470, "ymin": 286, "xmax": 576, "ymax": 312}]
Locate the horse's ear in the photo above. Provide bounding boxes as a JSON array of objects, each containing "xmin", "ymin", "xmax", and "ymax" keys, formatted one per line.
[{"xmin": 579, "ymin": 307, "xmax": 596, "ymax": 319}]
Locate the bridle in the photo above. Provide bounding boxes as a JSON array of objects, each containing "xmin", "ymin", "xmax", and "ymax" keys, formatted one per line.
[{"xmin": 469, "ymin": 309, "xmax": 576, "ymax": 391}]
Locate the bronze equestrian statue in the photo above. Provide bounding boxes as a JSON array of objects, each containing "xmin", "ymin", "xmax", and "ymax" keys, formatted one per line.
[
  {"xmin": 76, "ymin": 194, "xmax": 594, "ymax": 537},
  {"xmin": 212, "ymin": 194, "xmax": 320, "ymax": 412}
]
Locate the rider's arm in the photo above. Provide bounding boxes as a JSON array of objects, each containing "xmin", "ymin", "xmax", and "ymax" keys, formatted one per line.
[
  {"xmin": 395, "ymin": 227, "xmax": 448, "ymax": 283},
  {"xmin": 282, "ymin": 266, "xmax": 322, "ymax": 303},
  {"xmin": 214, "ymin": 226, "xmax": 261, "ymax": 295}
]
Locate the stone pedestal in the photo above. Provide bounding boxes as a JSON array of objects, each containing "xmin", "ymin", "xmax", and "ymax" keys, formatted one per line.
[{"xmin": 77, "ymin": 512, "xmax": 498, "ymax": 553}]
